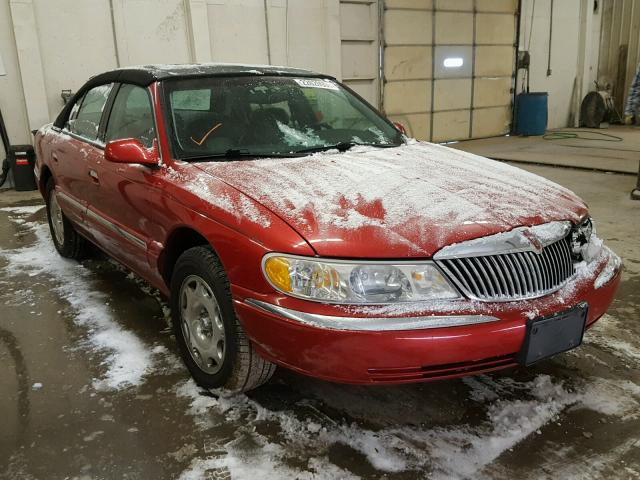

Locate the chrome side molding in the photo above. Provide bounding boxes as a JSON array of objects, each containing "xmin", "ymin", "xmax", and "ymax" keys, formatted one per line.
[
  {"xmin": 56, "ymin": 190, "xmax": 86, "ymax": 213},
  {"xmin": 85, "ymin": 208, "xmax": 147, "ymax": 250},
  {"xmin": 57, "ymin": 190, "xmax": 147, "ymax": 250}
]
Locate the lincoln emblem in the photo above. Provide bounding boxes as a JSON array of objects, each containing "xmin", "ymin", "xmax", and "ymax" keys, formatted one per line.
[{"xmin": 523, "ymin": 229, "xmax": 544, "ymax": 254}]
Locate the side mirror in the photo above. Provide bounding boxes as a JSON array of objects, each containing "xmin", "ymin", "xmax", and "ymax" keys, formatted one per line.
[
  {"xmin": 105, "ymin": 138, "xmax": 159, "ymax": 166},
  {"xmin": 392, "ymin": 121, "xmax": 407, "ymax": 135}
]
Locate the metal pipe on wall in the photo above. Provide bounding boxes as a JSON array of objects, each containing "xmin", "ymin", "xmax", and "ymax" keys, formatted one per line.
[
  {"xmin": 0, "ymin": 102, "xmax": 10, "ymax": 155},
  {"xmin": 632, "ymin": 161, "xmax": 640, "ymax": 200},
  {"xmin": 263, "ymin": 0, "xmax": 272, "ymax": 65},
  {"xmin": 377, "ymin": 0, "xmax": 384, "ymax": 111},
  {"xmin": 547, "ymin": 0, "xmax": 553, "ymax": 76},
  {"xmin": 108, "ymin": 0, "xmax": 121, "ymax": 67},
  {"xmin": 512, "ymin": 0, "xmax": 523, "ymax": 133}
]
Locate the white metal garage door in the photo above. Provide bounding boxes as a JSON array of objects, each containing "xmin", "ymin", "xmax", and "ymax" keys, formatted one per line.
[
  {"xmin": 382, "ymin": 0, "xmax": 518, "ymax": 142},
  {"xmin": 340, "ymin": 0, "xmax": 380, "ymax": 106}
]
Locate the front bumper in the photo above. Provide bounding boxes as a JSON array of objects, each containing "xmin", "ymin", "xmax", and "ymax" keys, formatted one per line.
[{"xmin": 232, "ymin": 247, "xmax": 622, "ymax": 384}]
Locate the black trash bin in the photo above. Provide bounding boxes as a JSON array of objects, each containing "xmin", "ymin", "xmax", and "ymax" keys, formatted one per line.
[{"xmin": 9, "ymin": 145, "xmax": 37, "ymax": 191}]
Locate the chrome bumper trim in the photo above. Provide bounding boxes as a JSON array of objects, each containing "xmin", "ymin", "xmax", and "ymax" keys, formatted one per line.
[{"xmin": 244, "ymin": 299, "xmax": 499, "ymax": 331}]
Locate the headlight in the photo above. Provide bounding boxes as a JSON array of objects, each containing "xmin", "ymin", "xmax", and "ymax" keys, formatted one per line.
[
  {"xmin": 262, "ymin": 254, "xmax": 460, "ymax": 304},
  {"xmin": 570, "ymin": 216, "xmax": 593, "ymax": 257}
]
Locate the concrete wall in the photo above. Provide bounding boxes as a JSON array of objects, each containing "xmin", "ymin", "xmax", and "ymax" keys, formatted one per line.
[
  {"xmin": 0, "ymin": 1, "xmax": 30, "ymax": 158},
  {"xmin": 517, "ymin": 0, "xmax": 601, "ymax": 129},
  {"xmin": 0, "ymin": 0, "xmax": 344, "ymax": 154}
]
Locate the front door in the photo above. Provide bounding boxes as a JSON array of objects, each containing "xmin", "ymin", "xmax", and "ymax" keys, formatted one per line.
[{"xmin": 87, "ymin": 83, "xmax": 161, "ymax": 278}]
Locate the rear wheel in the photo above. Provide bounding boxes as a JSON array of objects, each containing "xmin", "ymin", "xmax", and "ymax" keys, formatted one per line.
[
  {"xmin": 170, "ymin": 246, "xmax": 276, "ymax": 392},
  {"xmin": 45, "ymin": 177, "xmax": 86, "ymax": 259}
]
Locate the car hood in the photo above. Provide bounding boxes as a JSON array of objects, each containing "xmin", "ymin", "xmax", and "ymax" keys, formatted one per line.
[{"xmin": 194, "ymin": 142, "xmax": 587, "ymax": 258}]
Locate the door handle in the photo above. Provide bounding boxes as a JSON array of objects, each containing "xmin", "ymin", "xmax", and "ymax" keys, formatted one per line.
[{"xmin": 88, "ymin": 169, "xmax": 100, "ymax": 184}]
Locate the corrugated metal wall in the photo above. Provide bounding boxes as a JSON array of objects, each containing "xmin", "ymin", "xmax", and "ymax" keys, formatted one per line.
[{"xmin": 598, "ymin": 0, "xmax": 640, "ymax": 113}]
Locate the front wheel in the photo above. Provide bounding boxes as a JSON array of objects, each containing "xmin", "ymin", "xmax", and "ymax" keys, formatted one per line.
[
  {"xmin": 45, "ymin": 177, "xmax": 86, "ymax": 259},
  {"xmin": 170, "ymin": 246, "xmax": 276, "ymax": 392}
]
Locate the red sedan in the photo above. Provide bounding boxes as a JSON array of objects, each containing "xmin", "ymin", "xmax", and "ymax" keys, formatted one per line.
[{"xmin": 34, "ymin": 64, "xmax": 622, "ymax": 392}]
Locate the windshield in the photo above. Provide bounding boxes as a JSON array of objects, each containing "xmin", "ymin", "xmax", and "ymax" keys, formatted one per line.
[{"xmin": 162, "ymin": 76, "xmax": 404, "ymax": 160}]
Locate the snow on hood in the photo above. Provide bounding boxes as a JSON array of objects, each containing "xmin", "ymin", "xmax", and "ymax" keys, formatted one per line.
[{"xmin": 194, "ymin": 142, "xmax": 587, "ymax": 258}]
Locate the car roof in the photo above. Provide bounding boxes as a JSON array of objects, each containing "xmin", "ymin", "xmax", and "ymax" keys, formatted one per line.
[
  {"xmin": 53, "ymin": 63, "xmax": 333, "ymax": 128},
  {"xmin": 88, "ymin": 63, "xmax": 331, "ymax": 88}
]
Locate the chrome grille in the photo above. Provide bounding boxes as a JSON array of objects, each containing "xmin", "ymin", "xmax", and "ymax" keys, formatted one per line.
[{"xmin": 437, "ymin": 236, "xmax": 575, "ymax": 301}]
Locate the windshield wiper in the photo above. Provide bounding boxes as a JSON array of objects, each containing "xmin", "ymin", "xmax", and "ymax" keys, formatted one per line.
[
  {"xmin": 182, "ymin": 142, "xmax": 399, "ymax": 161},
  {"xmin": 294, "ymin": 142, "xmax": 399, "ymax": 154},
  {"xmin": 182, "ymin": 149, "xmax": 298, "ymax": 162}
]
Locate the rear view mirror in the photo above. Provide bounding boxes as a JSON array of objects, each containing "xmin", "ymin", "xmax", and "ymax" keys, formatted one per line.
[{"xmin": 105, "ymin": 138, "xmax": 158, "ymax": 166}]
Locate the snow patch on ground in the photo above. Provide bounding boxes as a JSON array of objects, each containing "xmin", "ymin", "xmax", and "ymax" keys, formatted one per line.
[
  {"xmin": 529, "ymin": 437, "xmax": 640, "ymax": 480},
  {"xmin": 575, "ymin": 377, "xmax": 640, "ymax": 418},
  {"xmin": 179, "ymin": 449, "xmax": 357, "ymax": 480},
  {"xmin": 0, "ymin": 205, "xmax": 45, "ymax": 215},
  {"xmin": 176, "ymin": 371, "xmax": 640, "ymax": 479},
  {"xmin": 177, "ymin": 380, "xmax": 359, "ymax": 479},
  {"xmin": 585, "ymin": 314, "xmax": 640, "ymax": 364},
  {"xmin": 0, "ymin": 219, "xmax": 154, "ymax": 390}
]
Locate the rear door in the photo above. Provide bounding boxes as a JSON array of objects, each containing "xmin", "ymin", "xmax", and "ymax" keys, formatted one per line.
[
  {"xmin": 53, "ymin": 84, "xmax": 113, "ymax": 225},
  {"xmin": 88, "ymin": 83, "xmax": 161, "ymax": 276}
]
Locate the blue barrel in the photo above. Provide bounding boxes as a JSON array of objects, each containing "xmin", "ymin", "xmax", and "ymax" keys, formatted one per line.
[{"xmin": 515, "ymin": 92, "xmax": 548, "ymax": 136}]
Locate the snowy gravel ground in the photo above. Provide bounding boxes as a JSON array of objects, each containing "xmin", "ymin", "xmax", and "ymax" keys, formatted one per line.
[{"xmin": 1, "ymin": 165, "xmax": 639, "ymax": 480}]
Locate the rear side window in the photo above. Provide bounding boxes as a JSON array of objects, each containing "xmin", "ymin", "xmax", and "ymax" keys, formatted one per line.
[
  {"xmin": 105, "ymin": 84, "xmax": 156, "ymax": 148},
  {"xmin": 66, "ymin": 84, "xmax": 112, "ymax": 140}
]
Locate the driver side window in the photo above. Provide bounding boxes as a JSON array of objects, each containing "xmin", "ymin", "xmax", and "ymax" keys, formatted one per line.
[
  {"xmin": 105, "ymin": 84, "xmax": 156, "ymax": 148},
  {"xmin": 66, "ymin": 84, "xmax": 112, "ymax": 140}
]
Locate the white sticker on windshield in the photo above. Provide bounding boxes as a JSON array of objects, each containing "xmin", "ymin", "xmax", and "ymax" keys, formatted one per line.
[{"xmin": 293, "ymin": 78, "xmax": 339, "ymax": 90}]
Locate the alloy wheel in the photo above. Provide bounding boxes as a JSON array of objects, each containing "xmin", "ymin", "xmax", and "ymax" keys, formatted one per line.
[{"xmin": 49, "ymin": 189, "xmax": 65, "ymax": 246}]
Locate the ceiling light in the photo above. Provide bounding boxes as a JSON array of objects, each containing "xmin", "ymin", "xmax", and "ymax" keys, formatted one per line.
[{"xmin": 443, "ymin": 57, "xmax": 464, "ymax": 68}]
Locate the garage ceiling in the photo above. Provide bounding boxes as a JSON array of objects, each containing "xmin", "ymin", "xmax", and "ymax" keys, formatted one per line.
[{"xmin": 381, "ymin": 0, "xmax": 518, "ymax": 142}]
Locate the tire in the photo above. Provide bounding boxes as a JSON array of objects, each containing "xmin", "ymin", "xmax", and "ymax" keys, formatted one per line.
[
  {"xmin": 170, "ymin": 246, "xmax": 276, "ymax": 392},
  {"xmin": 45, "ymin": 177, "xmax": 86, "ymax": 259}
]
